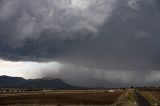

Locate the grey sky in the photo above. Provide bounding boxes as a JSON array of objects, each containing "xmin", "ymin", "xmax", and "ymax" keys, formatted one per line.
[{"xmin": 0, "ymin": 0, "xmax": 160, "ymax": 87}]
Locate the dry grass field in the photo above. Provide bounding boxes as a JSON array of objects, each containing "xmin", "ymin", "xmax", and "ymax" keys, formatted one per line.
[
  {"xmin": 139, "ymin": 89, "xmax": 160, "ymax": 106},
  {"xmin": 0, "ymin": 90, "xmax": 124, "ymax": 106}
]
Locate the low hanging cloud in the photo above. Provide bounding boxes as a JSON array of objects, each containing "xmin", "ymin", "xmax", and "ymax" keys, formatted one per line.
[
  {"xmin": 0, "ymin": 59, "xmax": 159, "ymax": 87},
  {"xmin": 0, "ymin": 0, "xmax": 160, "ymax": 87}
]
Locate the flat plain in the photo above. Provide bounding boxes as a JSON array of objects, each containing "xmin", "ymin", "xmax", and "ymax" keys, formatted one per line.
[
  {"xmin": 0, "ymin": 90, "xmax": 124, "ymax": 106},
  {"xmin": 0, "ymin": 89, "xmax": 159, "ymax": 106}
]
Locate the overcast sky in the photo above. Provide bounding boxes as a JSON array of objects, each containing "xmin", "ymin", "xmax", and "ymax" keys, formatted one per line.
[{"xmin": 0, "ymin": 0, "xmax": 160, "ymax": 87}]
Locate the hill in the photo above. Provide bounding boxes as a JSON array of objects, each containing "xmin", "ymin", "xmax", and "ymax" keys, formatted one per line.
[{"xmin": 0, "ymin": 76, "xmax": 80, "ymax": 89}]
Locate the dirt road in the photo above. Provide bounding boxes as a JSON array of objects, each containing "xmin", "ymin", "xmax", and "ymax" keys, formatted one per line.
[{"xmin": 135, "ymin": 91, "xmax": 151, "ymax": 106}]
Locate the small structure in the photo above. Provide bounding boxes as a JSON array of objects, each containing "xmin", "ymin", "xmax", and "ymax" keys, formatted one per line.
[
  {"xmin": 108, "ymin": 89, "xmax": 115, "ymax": 93},
  {"xmin": 42, "ymin": 90, "xmax": 52, "ymax": 92}
]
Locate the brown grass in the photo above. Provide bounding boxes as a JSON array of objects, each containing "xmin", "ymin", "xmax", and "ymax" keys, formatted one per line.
[
  {"xmin": 139, "ymin": 89, "xmax": 160, "ymax": 106},
  {"xmin": 0, "ymin": 90, "xmax": 123, "ymax": 105}
]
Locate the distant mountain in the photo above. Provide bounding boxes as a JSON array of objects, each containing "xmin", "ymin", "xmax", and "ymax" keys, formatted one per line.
[
  {"xmin": 0, "ymin": 76, "xmax": 27, "ymax": 87},
  {"xmin": 0, "ymin": 76, "xmax": 81, "ymax": 89}
]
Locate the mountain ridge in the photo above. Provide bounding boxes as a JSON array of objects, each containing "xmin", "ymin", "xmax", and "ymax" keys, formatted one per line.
[{"xmin": 0, "ymin": 75, "xmax": 82, "ymax": 89}]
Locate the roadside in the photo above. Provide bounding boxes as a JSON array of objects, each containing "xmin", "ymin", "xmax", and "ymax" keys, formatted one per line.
[
  {"xmin": 140, "ymin": 91, "xmax": 160, "ymax": 106},
  {"xmin": 134, "ymin": 91, "xmax": 151, "ymax": 106},
  {"xmin": 113, "ymin": 90, "xmax": 138, "ymax": 106}
]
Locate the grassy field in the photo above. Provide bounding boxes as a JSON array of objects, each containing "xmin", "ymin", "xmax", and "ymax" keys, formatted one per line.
[
  {"xmin": 139, "ymin": 89, "xmax": 160, "ymax": 106},
  {"xmin": 0, "ymin": 90, "xmax": 124, "ymax": 106},
  {"xmin": 125, "ymin": 91, "xmax": 137, "ymax": 106}
]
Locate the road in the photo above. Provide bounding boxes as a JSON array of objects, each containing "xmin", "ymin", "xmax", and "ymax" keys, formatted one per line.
[{"xmin": 135, "ymin": 91, "xmax": 151, "ymax": 106}]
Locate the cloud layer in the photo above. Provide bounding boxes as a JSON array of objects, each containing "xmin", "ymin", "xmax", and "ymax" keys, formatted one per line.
[
  {"xmin": 0, "ymin": 0, "xmax": 160, "ymax": 87},
  {"xmin": 0, "ymin": 59, "xmax": 160, "ymax": 87},
  {"xmin": 0, "ymin": 0, "xmax": 116, "ymax": 42}
]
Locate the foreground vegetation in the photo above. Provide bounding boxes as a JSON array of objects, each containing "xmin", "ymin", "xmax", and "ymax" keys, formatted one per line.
[{"xmin": 139, "ymin": 89, "xmax": 160, "ymax": 106}]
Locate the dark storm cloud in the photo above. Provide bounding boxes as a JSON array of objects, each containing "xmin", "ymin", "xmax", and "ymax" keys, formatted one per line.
[
  {"xmin": 0, "ymin": 0, "xmax": 160, "ymax": 87},
  {"xmin": 0, "ymin": 0, "xmax": 116, "ymax": 61},
  {"xmin": 0, "ymin": 0, "xmax": 160, "ymax": 70},
  {"xmin": 56, "ymin": 0, "xmax": 160, "ymax": 71}
]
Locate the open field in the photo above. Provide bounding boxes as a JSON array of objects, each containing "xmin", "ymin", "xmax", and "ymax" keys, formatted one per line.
[
  {"xmin": 139, "ymin": 89, "xmax": 160, "ymax": 106},
  {"xmin": 1, "ymin": 89, "xmax": 159, "ymax": 106},
  {"xmin": 0, "ymin": 90, "xmax": 124, "ymax": 106}
]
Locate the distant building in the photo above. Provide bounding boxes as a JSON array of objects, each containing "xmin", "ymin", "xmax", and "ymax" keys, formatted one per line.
[
  {"xmin": 108, "ymin": 89, "xmax": 115, "ymax": 92},
  {"xmin": 42, "ymin": 90, "xmax": 52, "ymax": 92}
]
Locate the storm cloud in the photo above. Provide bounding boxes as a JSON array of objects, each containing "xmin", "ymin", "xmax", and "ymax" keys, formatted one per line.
[{"xmin": 0, "ymin": 0, "xmax": 160, "ymax": 87}]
